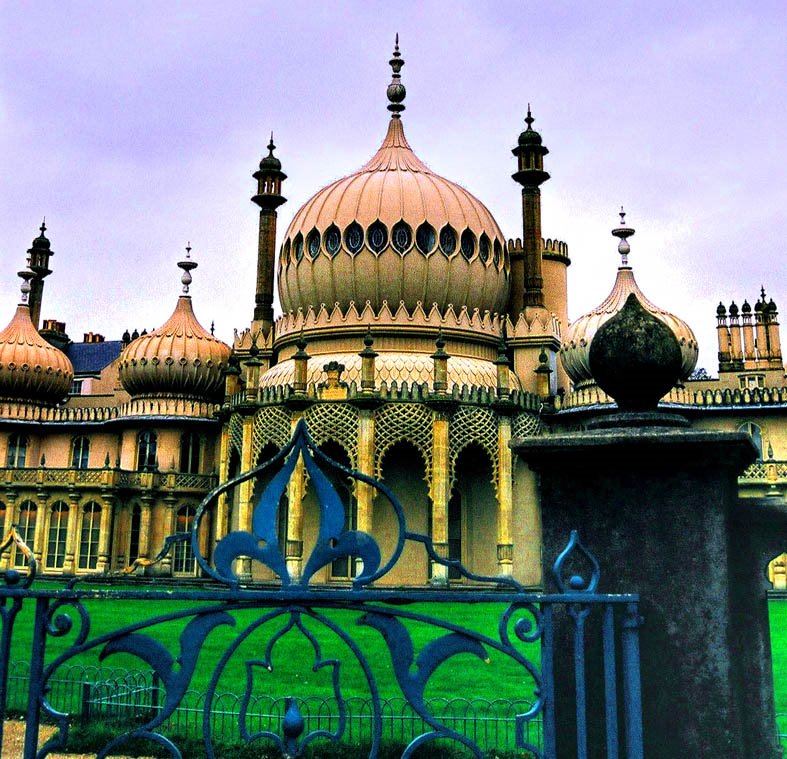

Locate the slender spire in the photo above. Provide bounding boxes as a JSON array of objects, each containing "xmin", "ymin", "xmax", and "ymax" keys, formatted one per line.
[
  {"xmin": 611, "ymin": 206, "xmax": 636, "ymax": 267},
  {"xmin": 525, "ymin": 104, "xmax": 534, "ymax": 130},
  {"xmin": 178, "ymin": 243, "xmax": 198, "ymax": 294},
  {"xmin": 387, "ymin": 33, "xmax": 406, "ymax": 117}
]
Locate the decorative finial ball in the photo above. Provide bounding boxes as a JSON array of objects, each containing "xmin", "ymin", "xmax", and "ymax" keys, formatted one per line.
[
  {"xmin": 588, "ymin": 293, "xmax": 683, "ymax": 412},
  {"xmin": 387, "ymin": 82, "xmax": 406, "ymax": 104}
]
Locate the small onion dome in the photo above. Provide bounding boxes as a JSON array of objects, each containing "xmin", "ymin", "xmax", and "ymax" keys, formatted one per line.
[
  {"xmin": 259, "ymin": 134, "xmax": 282, "ymax": 172},
  {"xmin": 560, "ymin": 210, "xmax": 698, "ymax": 388},
  {"xmin": 716, "ymin": 302, "xmax": 727, "ymax": 317},
  {"xmin": 744, "ymin": 300, "xmax": 753, "ymax": 314},
  {"xmin": 729, "ymin": 301, "xmax": 739, "ymax": 317},
  {"xmin": 278, "ymin": 39, "xmax": 508, "ymax": 318},
  {"xmin": 517, "ymin": 106, "xmax": 543, "ymax": 146},
  {"xmin": 118, "ymin": 249, "xmax": 230, "ymax": 399},
  {"xmin": 0, "ymin": 272, "xmax": 72, "ymax": 403}
]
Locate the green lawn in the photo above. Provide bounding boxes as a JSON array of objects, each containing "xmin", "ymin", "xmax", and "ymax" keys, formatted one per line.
[
  {"xmin": 7, "ymin": 589, "xmax": 787, "ymax": 753},
  {"xmin": 4, "ymin": 583, "xmax": 539, "ymax": 712},
  {"xmin": 770, "ymin": 601, "xmax": 787, "ymax": 715}
]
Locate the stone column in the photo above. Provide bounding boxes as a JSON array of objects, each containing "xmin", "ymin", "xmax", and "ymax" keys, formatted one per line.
[
  {"xmin": 160, "ymin": 497, "xmax": 175, "ymax": 576},
  {"xmin": 429, "ymin": 409, "xmax": 450, "ymax": 585},
  {"xmin": 138, "ymin": 498, "xmax": 152, "ymax": 566},
  {"xmin": 285, "ymin": 412, "xmax": 306, "ymax": 580},
  {"xmin": 62, "ymin": 495, "xmax": 79, "ymax": 575},
  {"xmin": 96, "ymin": 496, "xmax": 113, "ymax": 573},
  {"xmin": 236, "ymin": 414, "xmax": 255, "ymax": 580},
  {"xmin": 32, "ymin": 495, "xmax": 47, "ymax": 565},
  {"xmin": 215, "ymin": 424, "xmax": 231, "ymax": 549},
  {"xmin": 496, "ymin": 414, "xmax": 514, "ymax": 576},
  {"xmin": 355, "ymin": 408, "xmax": 375, "ymax": 576},
  {"xmin": 513, "ymin": 425, "xmax": 781, "ymax": 758}
]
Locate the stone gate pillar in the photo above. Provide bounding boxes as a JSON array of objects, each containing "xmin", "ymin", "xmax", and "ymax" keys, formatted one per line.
[
  {"xmin": 513, "ymin": 291, "xmax": 780, "ymax": 757},
  {"xmin": 514, "ymin": 425, "xmax": 776, "ymax": 757}
]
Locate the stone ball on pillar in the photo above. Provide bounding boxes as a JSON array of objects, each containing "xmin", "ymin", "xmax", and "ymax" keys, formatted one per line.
[{"xmin": 588, "ymin": 292, "xmax": 683, "ymax": 412}]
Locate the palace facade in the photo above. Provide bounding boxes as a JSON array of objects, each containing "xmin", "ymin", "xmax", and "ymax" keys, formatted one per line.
[{"xmin": 0, "ymin": 42, "xmax": 784, "ymax": 585}]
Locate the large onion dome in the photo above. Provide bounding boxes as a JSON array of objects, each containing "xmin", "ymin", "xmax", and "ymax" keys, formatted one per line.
[
  {"xmin": 560, "ymin": 211, "xmax": 698, "ymax": 388},
  {"xmin": 118, "ymin": 249, "xmax": 230, "ymax": 399},
  {"xmin": 0, "ymin": 271, "xmax": 73, "ymax": 403},
  {"xmin": 278, "ymin": 39, "xmax": 509, "ymax": 317}
]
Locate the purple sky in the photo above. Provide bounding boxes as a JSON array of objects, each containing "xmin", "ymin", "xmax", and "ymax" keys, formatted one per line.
[{"xmin": 1, "ymin": 1, "xmax": 785, "ymax": 372}]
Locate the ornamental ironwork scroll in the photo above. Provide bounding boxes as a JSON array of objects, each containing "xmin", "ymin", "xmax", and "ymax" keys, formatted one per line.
[{"xmin": 0, "ymin": 420, "xmax": 643, "ymax": 759}]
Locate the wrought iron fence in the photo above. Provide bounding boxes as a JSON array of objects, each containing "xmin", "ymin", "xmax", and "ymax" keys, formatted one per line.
[
  {"xmin": 0, "ymin": 420, "xmax": 643, "ymax": 758},
  {"xmin": 5, "ymin": 661, "xmax": 540, "ymax": 752}
]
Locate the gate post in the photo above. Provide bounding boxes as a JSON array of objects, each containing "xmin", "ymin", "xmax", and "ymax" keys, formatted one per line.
[{"xmin": 514, "ymin": 424, "xmax": 781, "ymax": 757}]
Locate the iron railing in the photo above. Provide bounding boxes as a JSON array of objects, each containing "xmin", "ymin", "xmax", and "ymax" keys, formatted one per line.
[{"xmin": 0, "ymin": 420, "xmax": 643, "ymax": 758}]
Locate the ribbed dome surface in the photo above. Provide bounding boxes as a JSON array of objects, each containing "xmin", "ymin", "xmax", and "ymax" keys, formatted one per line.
[
  {"xmin": 560, "ymin": 266, "xmax": 698, "ymax": 387},
  {"xmin": 119, "ymin": 296, "xmax": 230, "ymax": 399},
  {"xmin": 0, "ymin": 304, "xmax": 73, "ymax": 403},
  {"xmin": 278, "ymin": 117, "xmax": 509, "ymax": 316}
]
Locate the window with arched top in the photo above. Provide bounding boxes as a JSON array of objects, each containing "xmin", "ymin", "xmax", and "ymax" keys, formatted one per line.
[
  {"xmin": 47, "ymin": 501, "xmax": 69, "ymax": 569},
  {"xmin": 71, "ymin": 436, "xmax": 90, "ymax": 469},
  {"xmin": 14, "ymin": 500, "xmax": 37, "ymax": 567},
  {"xmin": 739, "ymin": 422, "xmax": 764, "ymax": 460},
  {"xmin": 78, "ymin": 502, "xmax": 101, "ymax": 570},
  {"xmin": 6, "ymin": 433, "xmax": 28, "ymax": 468},
  {"xmin": 179, "ymin": 432, "xmax": 201, "ymax": 474},
  {"xmin": 173, "ymin": 505, "xmax": 197, "ymax": 575},
  {"xmin": 137, "ymin": 431, "xmax": 158, "ymax": 471},
  {"xmin": 0, "ymin": 501, "xmax": 5, "ymax": 537}
]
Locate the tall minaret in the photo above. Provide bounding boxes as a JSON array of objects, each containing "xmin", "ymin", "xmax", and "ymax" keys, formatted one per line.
[
  {"xmin": 26, "ymin": 221, "xmax": 53, "ymax": 330},
  {"xmin": 511, "ymin": 107, "xmax": 550, "ymax": 311},
  {"xmin": 251, "ymin": 135, "xmax": 287, "ymax": 337}
]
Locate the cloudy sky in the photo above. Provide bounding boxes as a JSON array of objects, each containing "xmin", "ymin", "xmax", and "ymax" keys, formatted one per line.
[{"xmin": 1, "ymin": 1, "xmax": 785, "ymax": 372}]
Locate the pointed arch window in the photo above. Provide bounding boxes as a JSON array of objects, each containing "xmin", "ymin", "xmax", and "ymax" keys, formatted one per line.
[
  {"xmin": 173, "ymin": 505, "xmax": 197, "ymax": 575},
  {"xmin": 7, "ymin": 433, "xmax": 28, "ymax": 468},
  {"xmin": 307, "ymin": 228, "xmax": 321, "ymax": 259},
  {"xmin": 391, "ymin": 221, "xmax": 412, "ymax": 255},
  {"xmin": 460, "ymin": 229, "xmax": 476, "ymax": 261},
  {"xmin": 344, "ymin": 222, "xmax": 364, "ymax": 255},
  {"xmin": 78, "ymin": 502, "xmax": 101, "ymax": 570},
  {"xmin": 324, "ymin": 225, "xmax": 342, "ymax": 258},
  {"xmin": 439, "ymin": 225, "xmax": 457, "ymax": 256},
  {"xmin": 47, "ymin": 501, "xmax": 69, "ymax": 569},
  {"xmin": 71, "ymin": 436, "xmax": 90, "ymax": 469},
  {"xmin": 367, "ymin": 221, "xmax": 388, "ymax": 255},
  {"xmin": 137, "ymin": 431, "xmax": 158, "ymax": 471},
  {"xmin": 479, "ymin": 233, "xmax": 490, "ymax": 264},
  {"xmin": 415, "ymin": 223, "xmax": 436, "ymax": 255},
  {"xmin": 14, "ymin": 500, "xmax": 37, "ymax": 567},
  {"xmin": 293, "ymin": 233, "xmax": 304, "ymax": 262}
]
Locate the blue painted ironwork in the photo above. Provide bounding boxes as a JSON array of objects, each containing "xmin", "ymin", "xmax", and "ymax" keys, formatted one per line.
[{"xmin": 0, "ymin": 420, "xmax": 643, "ymax": 758}]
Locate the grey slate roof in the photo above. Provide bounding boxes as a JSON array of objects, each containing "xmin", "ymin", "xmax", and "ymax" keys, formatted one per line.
[{"xmin": 65, "ymin": 340, "xmax": 123, "ymax": 376}]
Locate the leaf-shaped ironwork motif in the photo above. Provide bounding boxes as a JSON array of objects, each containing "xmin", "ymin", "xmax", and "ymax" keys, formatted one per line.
[
  {"xmin": 552, "ymin": 530, "xmax": 601, "ymax": 593},
  {"xmin": 360, "ymin": 611, "xmax": 492, "ymax": 757},
  {"xmin": 197, "ymin": 420, "xmax": 391, "ymax": 587}
]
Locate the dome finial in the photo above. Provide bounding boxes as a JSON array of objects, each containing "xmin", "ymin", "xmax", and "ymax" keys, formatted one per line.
[
  {"xmin": 525, "ymin": 104, "xmax": 534, "ymax": 130},
  {"xmin": 17, "ymin": 268, "xmax": 34, "ymax": 304},
  {"xmin": 611, "ymin": 206, "xmax": 636, "ymax": 267},
  {"xmin": 387, "ymin": 33, "xmax": 406, "ymax": 117},
  {"xmin": 40, "ymin": 218, "xmax": 47, "ymax": 236},
  {"xmin": 178, "ymin": 242, "xmax": 198, "ymax": 294},
  {"xmin": 268, "ymin": 131, "xmax": 275, "ymax": 154}
]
